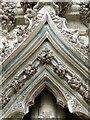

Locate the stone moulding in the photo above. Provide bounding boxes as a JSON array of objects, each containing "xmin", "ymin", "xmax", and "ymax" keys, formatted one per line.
[
  {"xmin": 1, "ymin": 47, "xmax": 89, "ymax": 112},
  {"xmin": 0, "ymin": 2, "xmax": 90, "ymax": 119}
]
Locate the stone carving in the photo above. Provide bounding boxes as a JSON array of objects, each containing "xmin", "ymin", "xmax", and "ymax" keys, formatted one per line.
[
  {"xmin": 37, "ymin": 47, "xmax": 54, "ymax": 64},
  {"xmin": 16, "ymin": 25, "xmax": 29, "ymax": 42},
  {"xmin": 20, "ymin": 2, "xmax": 32, "ymax": 12},
  {"xmin": 0, "ymin": 92, "xmax": 10, "ymax": 108},
  {"xmin": 1, "ymin": 2, "xmax": 16, "ymax": 30},
  {"xmin": 0, "ymin": 9, "xmax": 42, "ymax": 63},
  {"xmin": 81, "ymin": 89, "xmax": 90, "ymax": 103},
  {"xmin": 50, "ymin": 12, "xmax": 89, "ymax": 59},
  {"xmin": 54, "ymin": 62, "xmax": 67, "ymax": 78},
  {"xmin": 24, "ymin": 8, "xmax": 36, "ymax": 29},
  {"xmin": 10, "ymin": 76, "xmax": 24, "ymax": 92},
  {"xmin": 33, "ymin": 2, "xmax": 59, "ymax": 14},
  {"xmin": 68, "ymin": 98, "xmax": 81, "ymax": 113},
  {"xmin": 67, "ymin": 75, "xmax": 82, "ymax": 90},
  {"xmin": 1, "ymin": 45, "xmax": 89, "ymax": 109},
  {"xmin": 23, "ymin": 64, "xmax": 37, "ymax": 78},
  {"xmin": 0, "ymin": 40, "xmax": 13, "ymax": 61},
  {"xmin": 57, "ymin": 1, "xmax": 72, "ymax": 15},
  {"xmin": 67, "ymin": 74, "xmax": 90, "ymax": 103},
  {"xmin": 79, "ymin": 2, "xmax": 90, "ymax": 26}
]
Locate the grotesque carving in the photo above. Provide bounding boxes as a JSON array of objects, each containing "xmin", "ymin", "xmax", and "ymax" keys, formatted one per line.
[
  {"xmin": 79, "ymin": 2, "xmax": 90, "ymax": 26},
  {"xmin": 37, "ymin": 47, "xmax": 54, "ymax": 64},
  {"xmin": 54, "ymin": 62, "xmax": 67, "ymax": 78}
]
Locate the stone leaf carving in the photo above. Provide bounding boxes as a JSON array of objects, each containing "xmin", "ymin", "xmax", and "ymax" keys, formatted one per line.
[
  {"xmin": 20, "ymin": 2, "xmax": 32, "ymax": 12},
  {"xmin": 81, "ymin": 89, "xmax": 90, "ymax": 103},
  {"xmin": 67, "ymin": 74, "xmax": 82, "ymax": 90},
  {"xmin": 23, "ymin": 64, "xmax": 37, "ymax": 78},
  {"xmin": 54, "ymin": 62, "xmax": 67, "ymax": 78},
  {"xmin": 0, "ymin": 92, "xmax": 10, "ymax": 108},
  {"xmin": 11, "ymin": 76, "xmax": 24, "ymax": 92},
  {"xmin": 50, "ymin": 12, "xmax": 89, "ymax": 59},
  {"xmin": 37, "ymin": 47, "xmax": 54, "ymax": 64},
  {"xmin": 57, "ymin": 1, "xmax": 72, "ymax": 15}
]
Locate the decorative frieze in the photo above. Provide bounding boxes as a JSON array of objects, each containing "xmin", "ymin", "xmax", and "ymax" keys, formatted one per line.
[
  {"xmin": 2, "ymin": 47, "xmax": 89, "ymax": 109},
  {"xmin": 0, "ymin": 11, "xmax": 42, "ymax": 63}
]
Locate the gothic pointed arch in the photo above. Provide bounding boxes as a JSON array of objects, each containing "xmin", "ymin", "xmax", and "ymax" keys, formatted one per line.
[{"xmin": 0, "ymin": 1, "xmax": 90, "ymax": 120}]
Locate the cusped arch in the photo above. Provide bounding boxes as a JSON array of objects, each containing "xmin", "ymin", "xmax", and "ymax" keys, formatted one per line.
[{"xmin": 24, "ymin": 77, "xmax": 67, "ymax": 113}]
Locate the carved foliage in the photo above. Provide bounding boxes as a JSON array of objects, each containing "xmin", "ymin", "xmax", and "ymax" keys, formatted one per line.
[
  {"xmin": 37, "ymin": 47, "xmax": 54, "ymax": 64},
  {"xmin": 67, "ymin": 75, "xmax": 82, "ymax": 90},
  {"xmin": 1, "ymin": 2, "xmax": 16, "ymax": 27},
  {"xmin": 50, "ymin": 13, "xmax": 89, "ymax": 59},
  {"xmin": 81, "ymin": 89, "xmax": 90, "ymax": 103},
  {"xmin": 2, "ymin": 48, "xmax": 89, "ymax": 108},
  {"xmin": 23, "ymin": 64, "xmax": 37, "ymax": 79},
  {"xmin": 10, "ymin": 76, "xmax": 24, "ymax": 92},
  {"xmin": 54, "ymin": 62, "xmax": 67, "ymax": 78},
  {"xmin": 0, "ymin": 92, "xmax": 10, "ymax": 109}
]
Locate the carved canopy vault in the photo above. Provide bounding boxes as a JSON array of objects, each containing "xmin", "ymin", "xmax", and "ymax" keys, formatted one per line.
[{"xmin": 0, "ymin": 1, "xmax": 90, "ymax": 120}]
